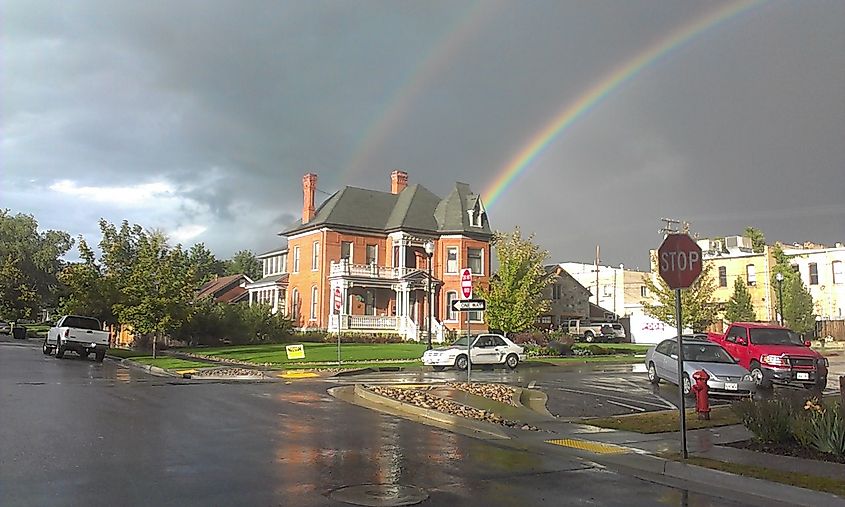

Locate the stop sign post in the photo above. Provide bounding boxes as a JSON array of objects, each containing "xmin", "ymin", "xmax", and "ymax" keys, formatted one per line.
[
  {"xmin": 460, "ymin": 268, "xmax": 473, "ymax": 381},
  {"xmin": 333, "ymin": 287, "xmax": 343, "ymax": 365},
  {"xmin": 657, "ymin": 233, "xmax": 703, "ymax": 460}
]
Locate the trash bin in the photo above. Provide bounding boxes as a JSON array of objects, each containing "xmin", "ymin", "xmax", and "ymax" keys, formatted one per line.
[{"xmin": 12, "ymin": 326, "xmax": 26, "ymax": 340}]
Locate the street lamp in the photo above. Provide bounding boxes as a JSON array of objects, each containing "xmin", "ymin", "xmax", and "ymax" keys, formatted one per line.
[
  {"xmin": 424, "ymin": 240, "xmax": 435, "ymax": 350},
  {"xmin": 775, "ymin": 272, "xmax": 784, "ymax": 326}
]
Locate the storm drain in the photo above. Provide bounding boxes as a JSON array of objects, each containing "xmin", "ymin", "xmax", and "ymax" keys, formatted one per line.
[
  {"xmin": 545, "ymin": 438, "xmax": 630, "ymax": 455},
  {"xmin": 328, "ymin": 483, "xmax": 428, "ymax": 507}
]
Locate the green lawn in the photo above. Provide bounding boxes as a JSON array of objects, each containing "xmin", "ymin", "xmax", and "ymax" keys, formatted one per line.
[
  {"xmin": 572, "ymin": 343, "xmax": 650, "ymax": 353},
  {"xmin": 585, "ymin": 406, "xmax": 741, "ymax": 433},
  {"xmin": 183, "ymin": 342, "xmax": 428, "ymax": 366},
  {"xmin": 131, "ymin": 357, "xmax": 211, "ymax": 370},
  {"xmin": 533, "ymin": 355, "xmax": 643, "ymax": 365},
  {"xmin": 107, "ymin": 348, "xmax": 147, "ymax": 359}
]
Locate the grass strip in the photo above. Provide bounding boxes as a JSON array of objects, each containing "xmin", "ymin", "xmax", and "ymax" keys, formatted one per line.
[
  {"xmin": 665, "ymin": 453, "xmax": 845, "ymax": 497},
  {"xmin": 183, "ymin": 342, "xmax": 427, "ymax": 365},
  {"xmin": 584, "ymin": 405, "xmax": 740, "ymax": 433},
  {"xmin": 130, "ymin": 357, "xmax": 211, "ymax": 370},
  {"xmin": 107, "ymin": 348, "xmax": 148, "ymax": 359},
  {"xmin": 533, "ymin": 355, "xmax": 642, "ymax": 365}
]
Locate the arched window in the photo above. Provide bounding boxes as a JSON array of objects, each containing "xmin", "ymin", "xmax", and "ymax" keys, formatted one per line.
[
  {"xmin": 290, "ymin": 288, "xmax": 300, "ymax": 318},
  {"xmin": 310, "ymin": 286, "xmax": 319, "ymax": 320}
]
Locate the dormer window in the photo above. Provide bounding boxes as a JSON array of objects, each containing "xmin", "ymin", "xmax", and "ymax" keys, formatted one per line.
[{"xmin": 467, "ymin": 200, "xmax": 486, "ymax": 228}]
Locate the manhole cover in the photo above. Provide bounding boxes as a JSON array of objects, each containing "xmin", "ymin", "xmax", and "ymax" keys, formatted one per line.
[{"xmin": 328, "ymin": 483, "xmax": 428, "ymax": 506}]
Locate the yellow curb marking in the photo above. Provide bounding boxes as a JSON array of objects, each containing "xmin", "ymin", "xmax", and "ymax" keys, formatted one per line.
[
  {"xmin": 545, "ymin": 439, "xmax": 629, "ymax": 455},
  {"xmin": 279, "ymin": 371, "xmax": 319, "ymax": 379},
  {"xmin": 175, "ymin": 369, "xmax": 198, "ymax": 374}
]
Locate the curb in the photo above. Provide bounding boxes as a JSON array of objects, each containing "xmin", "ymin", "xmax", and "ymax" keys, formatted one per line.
[
  {"xmin": 107, "ymin": 356, "xmax": 180, "ymax": 377},
  {"xmin": 515, "ymin": 387, "xmax": 555, "ymax": 418},
  {"xmin": 353, "ymin": 384, "xmax": 510, "ymax": 439},
  {"xmin": 596, "ymin": 448, "xmax": 845, "ymax": 507}
]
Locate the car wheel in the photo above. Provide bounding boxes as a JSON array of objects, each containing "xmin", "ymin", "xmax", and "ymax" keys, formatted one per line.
[
  {"xmin": 648, "ymin": 362, "xmax": 660, "ymax": 385},
  {"xmin": 95, "ymin": 350, "xmax": 105, "ymax": 363},
  {"xmin": 42, "ymin": 339, "xmax": 53, "ymax": 355},
  {"xmin": 682, "ymin": 373, "xmax": 692, "ymax": 396},
  {"xmin": 749, "ymin": 362, "xmax": 772, "ymax": 389},
  {"xmin": 455, "ymin": 355, "xmax": 468, "ymax": 371},
  {"xmin": 584, "ymin": 332, "xmax": 595, "ymax": 343},
  {"xmin": 55, "ymin": 342, "xmax": 65, "ymax": 359},
  {"xmin": 505, "ymin": 354, "xmax": 519, "ymax": 370}
]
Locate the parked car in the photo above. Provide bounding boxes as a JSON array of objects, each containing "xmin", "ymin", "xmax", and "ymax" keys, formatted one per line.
[
  {"xmin": 44, "ymin": 315, "xmax": 110, "ymax": 362},
  {"xmin": 0, "ymin": 321, "xmax": 11, "ymax": 334},
  {"xmin": 645, "ymin": 338, "xmax": 756, "ymax": 396},
  {"xmin": 708, "ymin": 322, "xmax": 828, "ymax": 389},
  {"xmin": 593, "ymin": 322, "xmax": 626, "ymax": 342},
  {"xmin": 422, "ymin": 334, "xmax": 525, "ymax": 371}
]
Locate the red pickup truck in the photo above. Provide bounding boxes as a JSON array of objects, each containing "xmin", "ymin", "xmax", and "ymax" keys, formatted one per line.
[{"xmin": 708, "ymin": 322, "xmax": 828, "ymax": 389}]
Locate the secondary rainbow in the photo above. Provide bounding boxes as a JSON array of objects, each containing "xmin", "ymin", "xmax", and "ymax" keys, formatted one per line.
[{"xmin": 482, "ymin": 0, "xmax": 765, "ymax": 208}]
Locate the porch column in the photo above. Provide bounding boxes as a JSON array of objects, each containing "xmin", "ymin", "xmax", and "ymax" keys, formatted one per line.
[{"xmin": 272, "ymin": 288, "xmax": 278, "ymax": 314}]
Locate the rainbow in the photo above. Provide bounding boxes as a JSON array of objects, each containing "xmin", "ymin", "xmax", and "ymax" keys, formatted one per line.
[
  {"xmin": 344, "ymin": 2, "xmax": 498, "ymax": 179},
  {"xmin": 482, "ymin": 0, "xmax": 765, "ymax": 208}
]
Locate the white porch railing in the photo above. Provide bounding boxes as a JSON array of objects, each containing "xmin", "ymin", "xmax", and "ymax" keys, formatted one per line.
[
  {"xmin": 327, "ymin": 314, "xmax": 428, "ymax": 342},
  {"xmin": 329, "ymin": 260, "xmax": 417, "ymax": 280},
  {"xmin": 345, "ymin": 315, "xmax": 399, "ymax": 330}
]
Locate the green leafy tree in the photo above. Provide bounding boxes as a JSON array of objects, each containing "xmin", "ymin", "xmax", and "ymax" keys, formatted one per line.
[
  {"xmin": 58, "ymin": 237, "xmax": 113, "ymax": 323},
  {"xmin": 643, "ymin": 261, "xmax": 718, "ymax": 331},
  {"xmin": 115, "ymin": 231, "xmax": 197, "ymax": 355},
  {"xmin": 476, "ymin": 228, "xmax": 554, "ymax": 334},
  {"xmin": 0, "ymin": 210, "xmax": 72, "ymax": 320},
  {"xmin": 743, "ymin": 226, "xmax": 766, "ymax": 253},
  {"xmin": 188, "ymin": 243, "xmax": 226, "ymax": 286},
  {"xmin": 226, "ymin": 250, "xmax": 261, "ymax": 280},
  {"xmin": 771, "ymin": 244, "xmax": 815, "ymax": 334},
  {"xmin": 725, "ymin": 278, "xmax": 756, "ymax": 322}
]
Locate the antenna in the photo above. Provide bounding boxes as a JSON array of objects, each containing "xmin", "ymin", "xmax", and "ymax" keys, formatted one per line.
[{"xmin": 659, "ymin": 217, "xmax": 680, "ymax": 235}]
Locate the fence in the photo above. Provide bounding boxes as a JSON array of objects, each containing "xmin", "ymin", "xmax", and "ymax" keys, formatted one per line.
[{"xmin": 816, "ymin": 320, "xmax": 845, "ymax": 341}]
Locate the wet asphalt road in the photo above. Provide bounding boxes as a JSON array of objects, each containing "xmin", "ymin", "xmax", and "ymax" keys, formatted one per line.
[{"xmin": 1, "ymin": 340, "xmax": 756, "ymax": 506}]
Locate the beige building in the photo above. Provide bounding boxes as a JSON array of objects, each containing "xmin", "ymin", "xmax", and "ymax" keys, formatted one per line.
[{"xmin": 782, "ymin": 243, "xmax": 845, "ymax": 320}]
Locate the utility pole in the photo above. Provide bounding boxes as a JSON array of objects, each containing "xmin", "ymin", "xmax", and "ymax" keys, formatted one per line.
[{"xmin": 594, "ymin": 245, "xmax": 600, "ymax": 306}]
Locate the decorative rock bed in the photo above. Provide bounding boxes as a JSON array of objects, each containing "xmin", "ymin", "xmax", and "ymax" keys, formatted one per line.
[
  {"xmin": 192, "ymin": 367, "xmax": 267, "ymax": 378},
  {"xmin": 367, "ymin": 385, "xmax": 539, "ymax": 431},
  {"xmin": 446, "ymin": 382, "xmax": 517, "ymax": 406}
]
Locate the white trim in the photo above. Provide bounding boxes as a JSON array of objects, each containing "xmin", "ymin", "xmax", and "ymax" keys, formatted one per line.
[
  {"xmin": 257, "ymin": 248, "xmax": 288, "ymax": 259},
  {"xmin": 310, "ymin": 286, "xmax": 318, "ymax": 320},
  {"xmin": 312, "ymin": 240, "xmax": 320, "ymax": 271},
  {"xmin": 446, "ymin": 246, "xmax": 459, "ymax": 274},
  {"xmin": 293, "ymin": 246, "xmax": 301, "ymax": 273},
  {"xmin": 468, "ymin": 247, "xmax": 484, "ymax": 276},
  {"xmin": 285, "ymin": 228, "xmax": 328, "ymax": 241}
]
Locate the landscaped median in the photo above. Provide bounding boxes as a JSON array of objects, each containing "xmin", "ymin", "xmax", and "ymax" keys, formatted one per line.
[{"xmin": 584, "ymin": 405, "xmax": 741, "ymax": 433}]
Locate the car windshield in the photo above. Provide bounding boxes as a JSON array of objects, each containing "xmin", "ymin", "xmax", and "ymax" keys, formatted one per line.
[
  {"xmin": 451, "ymin": 337, "xmax": 470, "ymax": 347},
  {"xmin": 749, "ymin": 328, "xmax": 804, "ymax": 346},
  {"xmin": 683, "ymin": 344, "xmax": 734, "ymax": 364}
]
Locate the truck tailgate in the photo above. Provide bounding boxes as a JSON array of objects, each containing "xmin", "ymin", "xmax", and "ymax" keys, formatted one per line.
[{"xmin": 66, "ymin": 329, "xmax": 110, "ymax": 345}]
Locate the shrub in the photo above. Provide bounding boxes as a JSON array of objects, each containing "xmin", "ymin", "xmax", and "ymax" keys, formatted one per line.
[
  {"xmin": 801, "ymin": 399, "xmax": 845, "ymax": 457},
  {"xmin": 548, "ymin": 340, "xmax": 573, "ymax": 356},
  {"xmin": 549, "ymin": 331, "xmax": 576, "ymax": 345},
  {"xmin": 732, "ymin": 397, "xmax": 794, "ymax": 444},
  {"xmin": 512, "ymin": 331, "xmax": 549, "ymax": 347}
]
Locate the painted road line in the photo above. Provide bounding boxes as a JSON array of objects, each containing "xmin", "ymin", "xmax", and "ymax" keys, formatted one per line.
[
  {"xmin": 279, "ymin": 371, "xmax": 319, "ymax": 379},
  {"xmin": 553, "ymin": 386, "xmax": 671, "ymax": 409},
  {"xmin": 606, "ymin": 400, "xmax": 647, "ymax": 412},
  {"xmin": 545, "ymin": 439, "xmax": 630, "ymax": 455}
]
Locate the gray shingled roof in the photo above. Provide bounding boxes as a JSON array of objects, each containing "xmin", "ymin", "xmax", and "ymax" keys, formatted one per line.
[{"xmin": 282, "ymin": 181, "xmax": 491, "ymax": 238}]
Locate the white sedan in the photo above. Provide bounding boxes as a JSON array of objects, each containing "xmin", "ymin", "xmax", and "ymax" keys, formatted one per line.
[{"xmin": 421, "ymin": 334, "xmax": 525, "ymax": 371}]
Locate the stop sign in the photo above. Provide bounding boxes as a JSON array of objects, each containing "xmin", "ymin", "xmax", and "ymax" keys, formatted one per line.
[
  {"xmin": 460, "ymin": 268, "xmax": 473, "ymax": 299},
  {"xmin": 657, "ymin": 234, "xmax": 703, "ymax": 289}
]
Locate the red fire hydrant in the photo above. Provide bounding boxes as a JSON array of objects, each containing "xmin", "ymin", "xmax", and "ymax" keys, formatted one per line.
[{"xmin": 692, "ymin": 370, "xmax": 711, "ymax": 420}]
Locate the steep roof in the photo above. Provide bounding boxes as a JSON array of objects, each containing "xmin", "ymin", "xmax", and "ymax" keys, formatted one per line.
[
  {"xmin": 196, "ymin": 274, "xmax": 250, "ymax": 304},
  {"xmin": 282, "ymin": 181, "xmax": 491, "ymax": 238}
]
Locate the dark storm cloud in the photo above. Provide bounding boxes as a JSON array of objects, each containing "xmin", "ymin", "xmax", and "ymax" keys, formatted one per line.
[{"xmin": 2, "ymin": 0, "xmax": 843, "ymax": 264}]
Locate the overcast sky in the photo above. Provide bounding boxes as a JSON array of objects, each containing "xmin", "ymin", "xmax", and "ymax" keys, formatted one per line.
[{"xmin": 2, "ymin": 0, "xmax": 843, "ymax": 269}]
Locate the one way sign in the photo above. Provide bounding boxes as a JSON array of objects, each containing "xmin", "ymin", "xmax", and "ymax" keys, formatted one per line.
[{"xmin": 450, "ymin": 299, "xmax": 486, "ymax": 312}]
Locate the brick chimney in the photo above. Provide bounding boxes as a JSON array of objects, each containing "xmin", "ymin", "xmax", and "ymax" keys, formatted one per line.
[
  {"xmin": 302, "ymin": 173, "xmax": 317, "ymax": 223},
  {"xmin": 390, "ymin": 170, "xmax": 408, "ymax": 194}
]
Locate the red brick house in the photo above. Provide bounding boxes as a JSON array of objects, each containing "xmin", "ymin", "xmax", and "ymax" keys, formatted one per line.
[{"xmin": 248, "ymin": 170, "xmax": 492, "ymax": 342}]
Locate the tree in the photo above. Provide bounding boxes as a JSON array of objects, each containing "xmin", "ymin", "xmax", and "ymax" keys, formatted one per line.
[
  {"xmin": 0, "ymin": 210, "xmax": 72, "ymax": 320},
  {"xmin": 188, "ymin": 243, "xmax": 226, "ymax": 286},
  {"xmin": 476, "ymin": 229, "xmax": 554, "ymax": 334},
  {"xmin": 226, "ymin": 250, "xmax": 261, "ymax": 280},
  {"xmin": 743, "ymin": 226, "xmax": 766, "ymax": 254},
  {"xmin": 58, "ymin": 237, "xmax": 113, "ymax": 323},
  {"xmin": 771, "ymin": 244, "xmax": 815, "ymax": 334},
  {"xmin": 643, "ymin": 262, "xmax": 718, "ymax": 331},
  {"xmin": 725, "ymin": 278, "xmax": 756, "ymax": 322}
]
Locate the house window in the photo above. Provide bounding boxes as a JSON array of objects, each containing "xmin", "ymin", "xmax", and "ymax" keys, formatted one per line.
[
  {"xmin": 366, "ymin": 244, "xmax": 377, "ymax": 265},
  {"xmin": 364, "ymin": 290, "xmax": 375, "ymax": 316},
  {"xmin": 809, "ymin": 263, "xmax": 819, "ymax": 285},
  {"xmin": 446, "ymin": 247, "xmax": 459, "ymax": 274},
  {"xmin": 341, "ymin": 241, "xmax": 353, "ymax": 262},
  {"xmin": 833, "ymin": 261, "xmax": 844, "ymax": 284},
  {"xmin": 468, "ymin": 248, "xmax": 483, "ymax": 275},
  {"xmin": 552, "ymin": 284, "xmax": 561, "ymax": 300},
  {"xmin": 446, "ymin": 291, "xmax": 458, "ymax": 321},
  {"xmin": 310, "ymin": 286, "xmax": 318, "ymax": 320},
  {"xmin": 290, "ymin": 288, "xmax": 299, "ymax": 318},
  {"xmin": 640, "ymin": 286, "xmax": 648, "ymax": 298},
  {"xmin": 293, "ymin": 247, "xmax": 300, "ymax": 273},
  {"xmin": 718, "ymin": 266, "xmax": 727, "ymax": 287},
  {"xmin": 281, "ymin": 253, "xmax": 287, "ymax": 273},
  {"xmin": 746, "ymin": 264, "xmax": 756, "ymax": 286},
  {"xmin": 312, "ymin": 241, "xmax": 320, "ymax": 270},
  {"xmin": 469, "ymin": 310, "xmax": 483, "ymax": 322},
  {"xmin": 263, "ymin": 259, "xmax": 269, "ymax": 277}
]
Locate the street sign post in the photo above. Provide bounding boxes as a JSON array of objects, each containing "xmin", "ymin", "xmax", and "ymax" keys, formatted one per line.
[
  {"xmin": 460, "ymin": 268, "xmax": 473, "ymax": 381},
  {"xmin": 333, "ymin": 287, "xmax": 342, "ymax": 365},
  {"xmin": 657, "ymin": 233, "xmax": 703, "ymax": 460}
]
